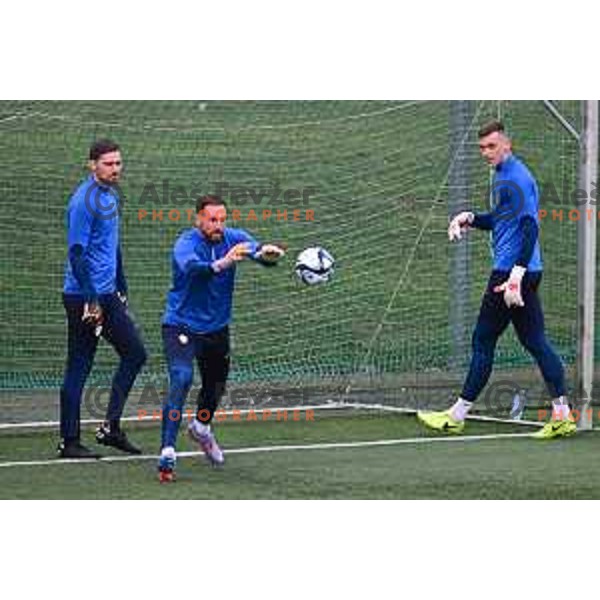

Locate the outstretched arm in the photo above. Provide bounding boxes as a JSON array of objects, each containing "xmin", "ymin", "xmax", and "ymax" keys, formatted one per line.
[
  {"xmin": 174, "ymin": 239, "xmax": 252, "ymax": 278},
  {"xmin": 232, "ymin": 229, "xmax": 286, "ymax": 267},
  {"xmin": 448, "ymin": 210, "xmax": 495, "ymax": 241},
  {"xmin": 472, "ymin": 212, "xmax": 494, "ymax": 231}
]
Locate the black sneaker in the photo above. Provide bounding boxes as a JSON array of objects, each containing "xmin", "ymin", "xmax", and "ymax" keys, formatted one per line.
[
  {"xmin": 95, "ymin": 424, "xmax": 142, "ymax": 455},
  {"xmin": 57, "ymin": 440, "xmax": 101, "ymax": 460}
]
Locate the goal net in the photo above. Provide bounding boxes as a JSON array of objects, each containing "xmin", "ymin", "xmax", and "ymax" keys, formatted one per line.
[{"xmin": 0, "ymin": 101, "xmax": 584, "ymax": 426}]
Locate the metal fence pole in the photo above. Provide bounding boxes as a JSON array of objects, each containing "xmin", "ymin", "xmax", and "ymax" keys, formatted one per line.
[
  {"xmin": 448, "ymin": 101, "xmax": 474, "ymax": 372},
  {"xmin": 576, "ymin": 100, "xmax": 598, "ymax": 430}
]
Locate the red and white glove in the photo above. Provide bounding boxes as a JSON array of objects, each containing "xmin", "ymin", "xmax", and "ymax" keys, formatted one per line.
[
  {"xmin": 82, "ymin": 302, "xmax": 104, "ymax": 337},
  {"xmin": 448, "ymin": 211, "xmax": 474, "ymax": 242},
  {"xmin": 494, "ymin": 266, "xmax": 526, "ymax": 308}
]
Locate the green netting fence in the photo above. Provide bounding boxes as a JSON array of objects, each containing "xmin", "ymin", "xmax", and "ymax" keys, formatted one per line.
[{"xmin": 0, "ymin": 100, "xmax": 594, "ymax": 418}]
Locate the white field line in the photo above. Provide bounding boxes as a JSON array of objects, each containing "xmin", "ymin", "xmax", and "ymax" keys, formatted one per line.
[
  {"xmin": 0, "ymin": 400, "xmax": 545, "ymax": 430},
  {"xmin": 0, "ymin": 431, "xmax": 536, "ymax": 469},
  {"xmin": 348, "ymin": 402, "xmax": 544, "ymax": 426}
]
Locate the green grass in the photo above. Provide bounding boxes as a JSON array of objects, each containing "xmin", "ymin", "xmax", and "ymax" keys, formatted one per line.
[
  {"xmin": 1, "ymin": 412, "xmax": 599, "ymax": 499},
  {"xmin": 0, "ymin": 101, "xmax": 597, "ymax": 500}
]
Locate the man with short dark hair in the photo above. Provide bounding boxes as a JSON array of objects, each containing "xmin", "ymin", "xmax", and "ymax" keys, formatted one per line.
[
  {"xmin": 158, "ymin": 195, "xmax": 286, "ymax": 482},
  {"xmin": 59, "ymin": 139, "xmax": 147, "ymax": 459},
  {"xmin": 477, "ymin": 118, "xmax": 507, "ymax": 139},
  {"xmin": 418, "ymin": 120, "xmax": 574, "ymax": 439}
]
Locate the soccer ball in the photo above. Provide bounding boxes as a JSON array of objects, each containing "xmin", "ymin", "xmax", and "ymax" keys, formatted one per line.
[{"xmin": 295, "ymin": 246, "xmax": 335, "ymax": 285}]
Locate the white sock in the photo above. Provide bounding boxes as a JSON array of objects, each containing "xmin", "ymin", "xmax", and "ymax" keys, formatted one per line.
[
  {"xmin": 552, "ymin": 397, "xmax": 570, "ymax": 420},
  {"xmin": 450, "ymin": 398, "xmax": 473, "ymax": 422},
  {"xmin": 161, "ymin": 446, "xmax": 176, "ymax": 460},
  {"xmin": 193, "ymin": 418, "xmax": 211, "ymax": 435}
]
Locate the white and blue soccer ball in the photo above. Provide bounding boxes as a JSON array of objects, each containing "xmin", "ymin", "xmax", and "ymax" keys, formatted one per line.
[{"xmin": 295, "ymin": 246, "xmax": 335, "ymax": 285}]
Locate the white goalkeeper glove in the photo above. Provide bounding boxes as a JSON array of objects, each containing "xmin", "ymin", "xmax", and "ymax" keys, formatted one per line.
[
  {"xmin": 448, "ymin": 211, "xmax": 474, "ymax": 242},
  {"xmin": 494, "ymin": 265, "xmax": 526, "ymax": 308},
  {"xmin": 255, "ymin": 243, "xmax": 286, "ymax": 264},
  {"xmin": 82, "ymin": 302, "xmax": 104, "ymax": 337}
]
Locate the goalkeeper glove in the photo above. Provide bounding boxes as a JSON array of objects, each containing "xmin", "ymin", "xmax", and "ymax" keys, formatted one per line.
[
  {"xmin": 448, "ymin": 211, "xmax": 474, "ymax": 242},
  {"xmin": 212, "ymin": 242, "xmax": 251, "ymax": 273},
  {"xmin": 494, "ymin": 265, "xmax": 526, "ymax": 308},
  {"xmin": 255, "ymin": 243, "xmax": 286, "ymax": 264},
  {"xmin": 82, "ymin": 302, "xmax": 104, "ymax": 337}
]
